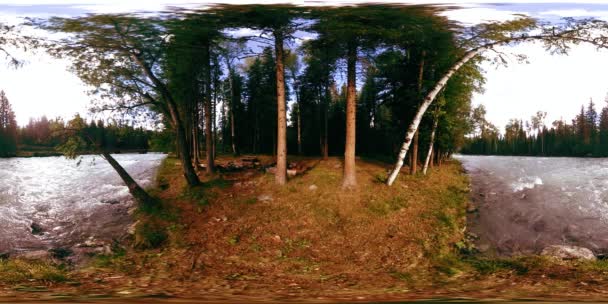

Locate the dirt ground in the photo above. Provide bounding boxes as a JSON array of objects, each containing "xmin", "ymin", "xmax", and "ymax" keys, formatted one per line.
[{"xmin": 3, "ymin": 155, "xmax": 608, "ymax": 303}]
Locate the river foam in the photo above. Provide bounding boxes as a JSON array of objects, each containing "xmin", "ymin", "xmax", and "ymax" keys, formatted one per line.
[
  {"xmin": 0, "ymin": 153, "xmax": 166, "ymax": 253},
  {"xmin": 455, "ymin": 154, "xmax": 608, "ymax": 255}
]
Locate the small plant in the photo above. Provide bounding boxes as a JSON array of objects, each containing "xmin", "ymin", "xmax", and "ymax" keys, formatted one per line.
[{"xmin": 134, "ymin": 221, "xmax": 168, "ymax": 249}]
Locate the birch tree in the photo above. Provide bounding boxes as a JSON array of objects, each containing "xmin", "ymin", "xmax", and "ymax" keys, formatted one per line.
[{"xmin": 387, "ymin": 17, "xmax": 608, "ymax": 185}]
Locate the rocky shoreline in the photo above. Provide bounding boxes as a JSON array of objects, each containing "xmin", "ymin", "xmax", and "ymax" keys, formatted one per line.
[{"xmin": 463, "ymin": 165, "xmax": 608, "ymax": 260}]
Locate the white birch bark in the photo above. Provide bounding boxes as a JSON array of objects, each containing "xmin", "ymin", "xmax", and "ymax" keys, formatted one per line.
[{"xmin": 423, "ymin": 114, "xmax": 438, "ymax": 175}]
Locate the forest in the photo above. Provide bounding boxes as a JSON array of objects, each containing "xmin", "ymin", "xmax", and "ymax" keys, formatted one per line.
[
  {"xmin": 27, "ymin": 4, "xmax": 491, "ymax": 192},
  {"xmin": 6, "ymin": 3, "xmax": 608, "ymax": 301},
  {"xmin": 0, "ymin": 90, "xmax": 161, "ymax": 157},
  {"xmin": 462, "ymin": 98, "xmax": 608, "ymax": 157},
  {"xmin": 1, "ymin": 4, "xmax": 607, "ymax": 191}
]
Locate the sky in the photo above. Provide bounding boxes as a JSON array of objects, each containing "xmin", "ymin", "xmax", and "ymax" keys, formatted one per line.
[{"xmin": 1, "ymin": 1, "xmax": 608, "ymax": 130}]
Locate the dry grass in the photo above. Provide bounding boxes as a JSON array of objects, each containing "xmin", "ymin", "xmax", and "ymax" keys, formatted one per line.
[
  {"xmin": 6, "ymin": 155, "xmax": 608, "ymax": 301},
  {"xmin": 0, "ymin": 259, "xmax": 68, "ymax": 285},
  {"xmin": 113, "ymin": 155, "xmax": 471, "ymax": 296}
]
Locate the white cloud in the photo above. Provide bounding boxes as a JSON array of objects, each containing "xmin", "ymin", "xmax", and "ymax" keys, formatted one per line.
[
  {"xmin": 472, "ymin": 41, "xmax": 608, "ymax": 133},
  {"xmin": 0, "ymin": 53, "xmax": 91, "ymax": 126},
  {"xmin": 539, "ymin": 9, "xmax": 608, "ymax": 21},
  {"xmin": 442, "ymin": 7, "xmax": 528, "ymax": 25}
]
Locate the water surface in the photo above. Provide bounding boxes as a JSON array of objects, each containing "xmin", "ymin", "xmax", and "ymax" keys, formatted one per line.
[
  {"xmin": 0, "ymin": 153, "xmax": 166, "ymax": 253},
  {"xmin": 455, "ymin": 155, "xmax": 608, "ymax": 255}
]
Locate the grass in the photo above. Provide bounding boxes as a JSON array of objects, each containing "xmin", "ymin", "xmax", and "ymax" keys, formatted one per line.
[
  {"xmin": 10, "ymin": 154, "xmax": 608, "ymax": 300},
  {"xmin": 0, "ymin": 259, "xmax": 68, "ymax": 284},
  {"xmin": 148, "ymin": 155, "xmax": 474, "ymax": 290}
]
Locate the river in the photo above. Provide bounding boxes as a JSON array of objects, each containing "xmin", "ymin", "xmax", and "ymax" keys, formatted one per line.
[
  {"xmin": 0, "ymin": 153, "xmax": 166, "ymax": 254},
  {"xmin": 456, "ymin": 154, "xmax": 608, "ymax": 256}
]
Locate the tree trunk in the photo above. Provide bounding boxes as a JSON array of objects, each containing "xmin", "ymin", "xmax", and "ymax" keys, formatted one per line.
[
  {"xmin": 342, "ymin": 41, "xmax": 357, "ymax": 189},
  {"xmin": 203, "ymin": 43, "xmax": 215, "ymax": 174},
  {"xmin": 541, "ymin": 131, "xmax": 545, "ymax": 155},
  {"xmin": 230, "ymin": 91, "xmax": 238, "ymax": 155},
  {"xmin": 323, "ymin": 83, "xmax": 329, "ymax": 160},
  {"xmin": 128, "ymin": 53, "xmax": 200, "ymax": 186},
  {"xmin": 410, "ymin": 130, "xmax": 419, "ymax": 175},
  {"xmin": 422, "ymin": 112, "xmax": 438, "ymax": 175},
  {"xmin": 102, "ymin": 152, "xmax": 156, "ymax": 207},
  {"xmin": 213, "ymin": 62, "xmax": 219, "ymax": 159},
  {"xmin": 410, "ymin": 50, "xmax": 425, "ymax": 176},
  {"xmin": 386, "ymin": 46, "xmax": 485, "ymax": 186},
  {"xmin": 274, "ymin": 31, "xmax": 287, "ymax": 185},
  {"xmin": 297, "ymin": 103, "xmax": 302, "ymax": 155},
  {"xmin": 193, "ymin": 105, "xmax": 200, "ymax": 167},
  {"xmin": 226, "ymin": 61, "xmax": 239, "ymax": 156},
  {"xmin": 384, "ymin": 33, "xmax": 581, "ymax": 185},
  {"xmin": 291, "ymin": 70, "xmax": 302, "ymax": 156}
]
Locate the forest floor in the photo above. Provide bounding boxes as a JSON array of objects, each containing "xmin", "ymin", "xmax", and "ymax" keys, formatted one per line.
[{"xmin": 3, "ymin": 155, "xmax": 608, "ymax": 302}]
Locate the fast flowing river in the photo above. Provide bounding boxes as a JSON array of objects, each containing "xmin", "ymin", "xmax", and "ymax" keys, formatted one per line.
[
  {"xmin": 456, "ymin": 155, "xmax": 608, "ymax": 256},
  {"xmin": 0, "ymin": 153, "xmax": 166, "ymax": 254}
]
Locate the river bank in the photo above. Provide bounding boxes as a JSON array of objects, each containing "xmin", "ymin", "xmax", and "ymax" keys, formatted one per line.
[{"xmin": 3, "ymin": 156, "xmax": 608, "ymax": 302}]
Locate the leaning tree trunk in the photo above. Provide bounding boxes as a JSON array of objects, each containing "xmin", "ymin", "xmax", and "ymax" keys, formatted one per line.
[
  {"xmin": 102, "ymin": 152, "xmax": 156, "ymax": 207},
  {"xmin": 203, "ymin": 43, "xmax": 215, "ymax": 174},
  {"xmin": 129, "ymin": 53, "xmax": 200, "ymax": 187},
  {"xmin": 274, "ymin": 31, "xmax": 288, "ymax": 185},
  {"xmin": 383, "ymin": 32, "xmax": 591, "ymax": 185},
  {"xmin": 342, "ymin": 41, "xmax": 358, "ymax": 188},
  {"xmin": 422, "ymin": 111, "xmax": 439, "ymax": 175},
  {"xmin": 386, "ymin": 47, "xmax": 485, "ymax": 186}
]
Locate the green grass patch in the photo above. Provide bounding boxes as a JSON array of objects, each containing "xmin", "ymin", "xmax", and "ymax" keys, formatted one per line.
[
  {"xmin": 367, "ymin": 196, "xmax": 408, "ymax": 216},
  {"xmin": 463, "ymin": 257, "xmax": 529, "ymax": 275},
  {"xmin": 0, "ymin": 259, "xmax": 68, "ymax": 284}
]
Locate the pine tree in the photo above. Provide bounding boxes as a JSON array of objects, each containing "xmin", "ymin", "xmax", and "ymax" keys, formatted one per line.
[{"xmin": 0, "ymin": 90, "xmax": 18, "ymax": 157}]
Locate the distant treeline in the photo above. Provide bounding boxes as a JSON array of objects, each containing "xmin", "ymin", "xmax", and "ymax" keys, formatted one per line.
[
  {"xmin": 0, "ymin": 90, "xmax": 169, "ymax": 157},
  {"xmin": 462, "ymin": 98, "xmax": 608, "ymax": 157}
]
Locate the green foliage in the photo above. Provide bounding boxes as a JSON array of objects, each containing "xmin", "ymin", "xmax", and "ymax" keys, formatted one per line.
[
  {"xmin": 134, "ymin": 221, "xmax": 168, "ymax": 249},
  {"xmin": 0, "ymin": 90, "xmax": 18, "ymax": 157},
  {"xmin": 463, "ymin": 97, "xmax": 608, "ymax": 157}
]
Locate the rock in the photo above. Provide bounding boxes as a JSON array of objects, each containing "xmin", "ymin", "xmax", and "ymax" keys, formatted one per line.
[
  {"xmin": 287, "ymin": 169, "xmax": 297, "ymax": 177},
  {"xmin": 30, "ymin": 222, "xmax": 44, "ymax": 235},
  {"xmin": 127, "ymin": 221, "xmax": 139, "ymax": 235},
  {"xmin": 49, "ymin": 247, "xmax": 73, "ymax": 260},
  {"xmin": 81, "ymin": 237, "xmax": 106, "ymax": 248},
  {"xmin": 102, "ymin": 199, "xmax": 120, "ymax": 205},
  {"xmin": 309, "ymin": 184, "xmax": 318, "ymax": 191},
  {"xmin": 478, "ymin": 243, "xmax": 490, "ymax": 252},
  {"xmin": 466, "ymin": 203, "xmax": 478, "ymax": 213},
  {"xmin": 19, "ymin": 250, "xmax": 50, "ymax": 260},
  {"xmin": 266, "ymin": 167, "xmax": 277, "ymax": 174},
  {"xmin": 541, "ymin": 245, "xmax": 596, "ymax": 261},
  {"xmin": 258, "ymin": 194, "xmax": 273, "ymax": 202}
]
